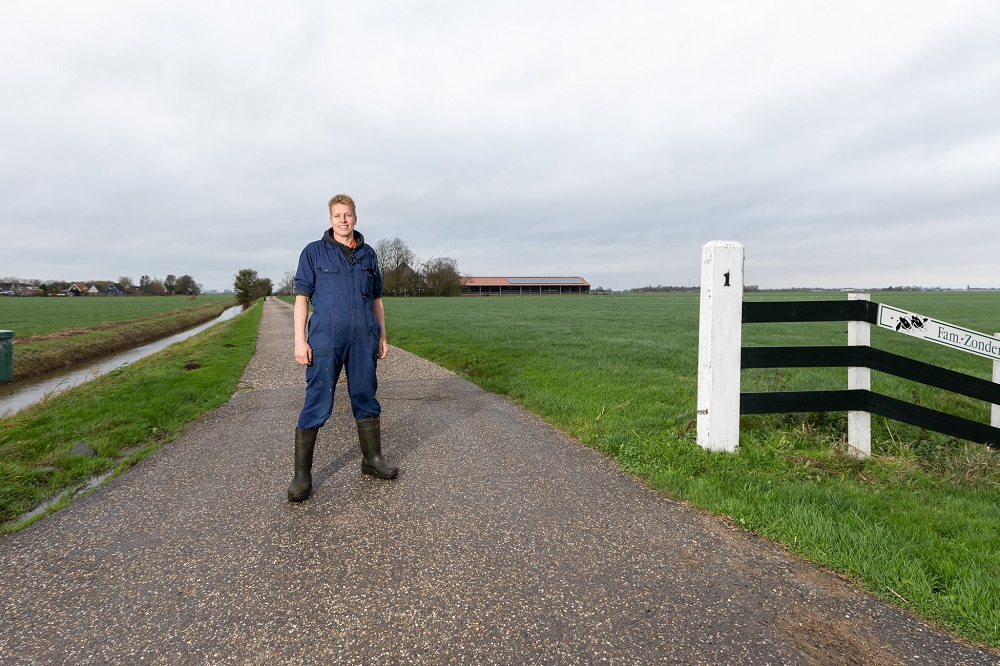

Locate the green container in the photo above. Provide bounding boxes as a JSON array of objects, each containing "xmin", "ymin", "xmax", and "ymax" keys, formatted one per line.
[{"xmin": 0, "ymin": 330, "xmax": 13, "ymax": 382}]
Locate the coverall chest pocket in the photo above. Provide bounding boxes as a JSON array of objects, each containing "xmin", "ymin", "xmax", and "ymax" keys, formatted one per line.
[
  {"xmin": 314, "ymin": 264, "xmax": 343, "ymax": 303},
  {"xmin": 316, "ymin": 264, "xmax": 340, "ymax": 285}
]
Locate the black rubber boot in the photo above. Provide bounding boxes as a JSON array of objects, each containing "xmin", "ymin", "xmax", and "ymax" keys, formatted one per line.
[
  {"xmin": 287, "ymin": 428, "xmax": 317, "ymax": 502},
  {"xmin": 356, "ymin": 417, "xmax": 398, "ymax": 479}
]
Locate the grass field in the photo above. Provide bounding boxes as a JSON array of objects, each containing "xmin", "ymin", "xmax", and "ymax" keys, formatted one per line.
[
  {"xmin": 382, "ymin": 291, "xmax": 1000, "ymax": 647},
  {"xmin": 1, "ymin": 294, "xmax": 238, "ymax": 382},
  {"xmin": 0, "ymin": 293, "xmax": 235, "ymax": 338}
]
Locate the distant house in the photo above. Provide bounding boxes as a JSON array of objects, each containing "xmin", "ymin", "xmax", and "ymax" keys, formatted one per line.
[
  {"xmin": 67, "ymin": 282, "xmax": 91, "ymax": 296},
  {"xmin": 461, "ymin": 276, "xmax": 591, "ymax": 296},
  {"xmin": 105, "ymin": 283, "xmax": 126, "ymax": 296},
  {"xmin": 395, "ymin": 262, "xmax": 426, "ymax": 296},
  {"xmin": 1, "ymin": 283, "xmax": 36, "ymax": 296}
]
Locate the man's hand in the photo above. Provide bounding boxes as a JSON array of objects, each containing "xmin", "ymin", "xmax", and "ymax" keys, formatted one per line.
[
  {"xmin": 295, "ymin": 340, "xmax": 313, "ymax": 365},
  {"xmin": 378, "ymin": 339, "xmax": 388, "ymax": 360}
]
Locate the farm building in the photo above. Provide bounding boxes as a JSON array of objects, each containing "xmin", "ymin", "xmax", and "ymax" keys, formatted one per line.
[{"xmin": 461, "ymin": 276, "xmax": 590, "ymax": 296}]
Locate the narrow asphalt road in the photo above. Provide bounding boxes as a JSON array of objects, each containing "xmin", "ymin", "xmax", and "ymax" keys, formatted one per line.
[{"xmin": 1, "ymin": 297, "xmax": 995, "ymax": 665}]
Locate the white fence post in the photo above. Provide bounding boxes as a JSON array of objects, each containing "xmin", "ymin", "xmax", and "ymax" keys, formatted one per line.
[
  {"xmin": 697, "ymin": 241, "xmax": 744, "ymax": 453},
  {"xmin": 847, "ymin": 293, "xmax": 871, "ymax": 458},
  {"xmin": 994, "ymin": 333, "xmax": 1000, "ymax": 429}
]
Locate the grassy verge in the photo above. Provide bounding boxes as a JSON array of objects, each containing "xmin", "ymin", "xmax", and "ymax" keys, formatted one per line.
[
  {"xmin": 384, "ymin": 293, "xmax": 1000, "ymax": 648},
  {"xmin": 9, "ymin": 301, "xmax": 235, "ymax": 382},
  {"xmin": 0, "ymin": 300, "xmax": 262, "ymax": 531}
]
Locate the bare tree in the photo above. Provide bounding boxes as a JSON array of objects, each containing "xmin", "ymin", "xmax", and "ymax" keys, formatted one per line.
[
  {"xmin": 374, "ymin": 237, "xmax": 418, "ymax": 296},
  {"xmin": 421, "ymin": 257, "xmax": 463, "ymax": 296},
  {"xmin": 276, "ymin": 271, "xmax": 296, "ymax": 296}
]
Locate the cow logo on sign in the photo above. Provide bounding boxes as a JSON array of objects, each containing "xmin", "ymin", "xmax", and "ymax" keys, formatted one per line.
[{"xmin": 895, "ymin": 314, "xmax": 928, "ymax": 332}]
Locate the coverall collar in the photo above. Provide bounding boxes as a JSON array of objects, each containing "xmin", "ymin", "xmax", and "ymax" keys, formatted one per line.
[{"xmin": 323, "ymin": 228, "xmax": 365, "ymax": 264}]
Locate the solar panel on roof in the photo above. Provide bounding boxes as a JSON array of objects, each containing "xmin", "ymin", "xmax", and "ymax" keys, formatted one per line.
[{"xmin": 506, "ymin": 277, "xmax": 585, "ymax": 285}]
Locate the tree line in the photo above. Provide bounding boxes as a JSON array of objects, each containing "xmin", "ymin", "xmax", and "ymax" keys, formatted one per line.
[
  {"xmin": 1, "ymin": 274, "xmax": 202, "ymax": 296},
  {"xmin": 372, "ymin": 237, "xmax": 463, "ymax": 297},
  {"xmin": 135, "ymin": 274, "xmax": 202, "ymax": 296},
  {"xmin": 625, "ymin": 284, "xmax": 760, "ymax": 293},
  {"xmin": 626, "ymin": 284, "xmax": 699, "ymax": 293}
]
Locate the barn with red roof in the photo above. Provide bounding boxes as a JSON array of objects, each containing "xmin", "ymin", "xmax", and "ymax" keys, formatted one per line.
[{"xmin": 461, "ymin": 276, "xmax": 590, "ymax": 296}]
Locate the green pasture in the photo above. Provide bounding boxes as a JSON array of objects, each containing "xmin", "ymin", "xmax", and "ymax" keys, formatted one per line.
[
  {"xmin": 0, "ymin": 293, "xmax": 235, "ymax": 338},
  {"xmin": 383, "ymin": 291, "xmax": 1000, "ymax": 647}
]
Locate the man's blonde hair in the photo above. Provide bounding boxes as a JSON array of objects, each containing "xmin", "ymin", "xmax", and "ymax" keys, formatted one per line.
[{"xmin": 328, "ymin": 194, "xmax": 357, "ymax": 216}]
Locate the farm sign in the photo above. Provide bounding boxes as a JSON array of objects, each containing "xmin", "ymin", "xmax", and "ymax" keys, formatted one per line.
[{"xmin": 876, "ymin": 304, "xmax": 1000, "ymax": 362}]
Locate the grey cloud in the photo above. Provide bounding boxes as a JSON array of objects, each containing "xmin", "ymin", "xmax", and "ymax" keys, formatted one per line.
[{"xmin": 2, "ymin": 1, "xmax": 999, "ymax": 292}]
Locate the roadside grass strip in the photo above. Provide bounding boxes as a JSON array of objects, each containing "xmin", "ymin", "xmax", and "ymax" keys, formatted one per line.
[
  {"xmin": 385, "ymin": 292, "xmax": 1000, "ymax": 648},
  {"xmin": 0, "ymin": 300, "xmax": 262, "ymax": 531}
]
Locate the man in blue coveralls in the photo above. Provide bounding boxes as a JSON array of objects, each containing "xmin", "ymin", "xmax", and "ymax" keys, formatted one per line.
[{"xmin": 287, "ymin": 194, "xmax": 398, "ymax": 502}]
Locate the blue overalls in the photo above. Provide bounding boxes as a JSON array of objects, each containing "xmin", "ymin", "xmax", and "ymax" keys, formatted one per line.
[{"xmin": 294, "ymin": 231, "xmax": 383, "ymax": 430}]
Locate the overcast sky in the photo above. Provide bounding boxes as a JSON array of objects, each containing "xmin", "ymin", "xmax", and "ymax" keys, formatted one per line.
[{"xmin": 2, "ymin": 1, "xmax": 999, "ymax": 292}]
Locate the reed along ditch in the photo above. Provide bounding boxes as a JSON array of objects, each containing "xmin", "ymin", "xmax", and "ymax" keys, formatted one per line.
[{"xmin": 0, "ymin": 305, "xmax": 242, "ymax": 417}]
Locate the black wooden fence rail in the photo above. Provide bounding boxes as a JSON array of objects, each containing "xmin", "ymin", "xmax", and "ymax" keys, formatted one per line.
[{"xmin": 740, "ymin": 300, "xmax": 1000, "ymax": 449}]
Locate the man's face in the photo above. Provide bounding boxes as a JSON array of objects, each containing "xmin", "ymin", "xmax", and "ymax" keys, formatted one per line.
[{"xmin": 329, "ymin": 203, "xmax": 357, "ymax": 241}]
